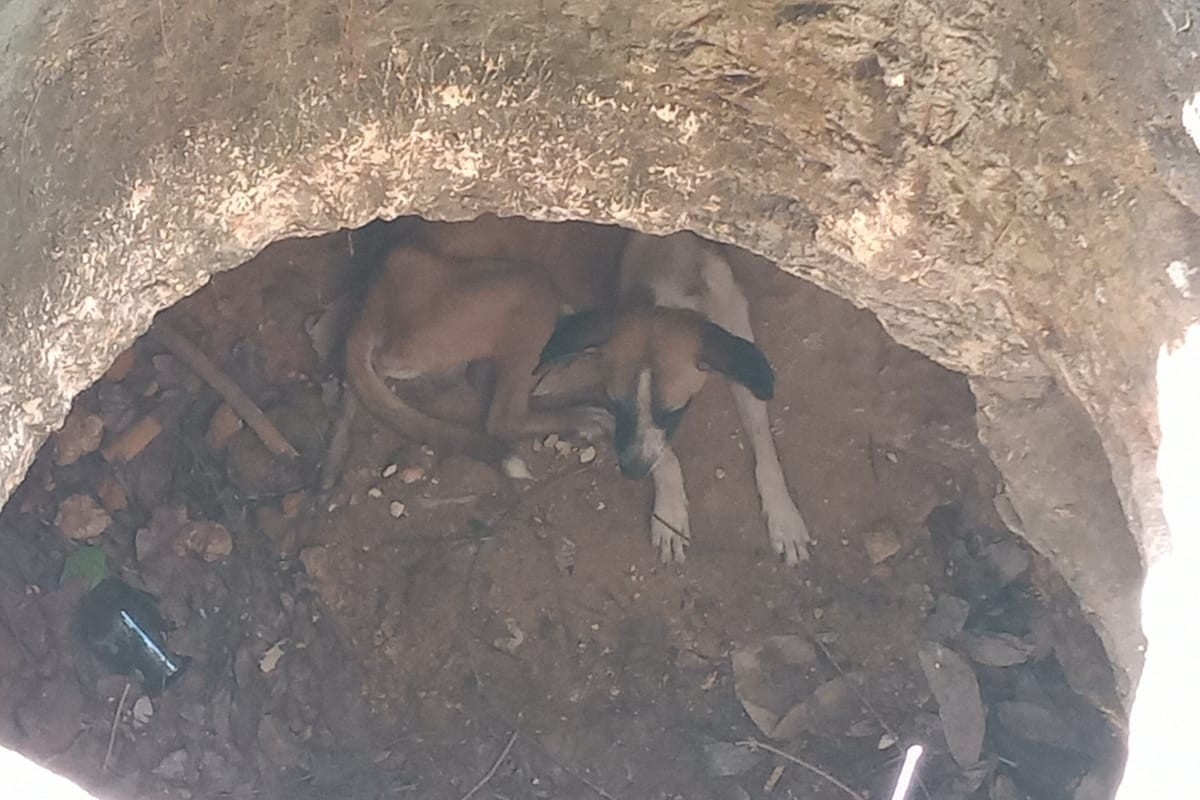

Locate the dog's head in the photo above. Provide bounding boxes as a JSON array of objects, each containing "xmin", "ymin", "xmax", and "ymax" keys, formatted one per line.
[{"xmin": 535, "ymin": 307, "xmax": 774, "ymax": 479}]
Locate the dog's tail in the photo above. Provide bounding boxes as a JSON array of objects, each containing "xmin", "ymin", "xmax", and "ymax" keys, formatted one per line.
[{"xmin": 343, "ymin": 310, "xmax": 511, "ymax": 468}]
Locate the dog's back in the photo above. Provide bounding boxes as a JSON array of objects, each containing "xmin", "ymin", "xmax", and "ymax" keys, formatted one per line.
[{"xmin": 416, "ymin": 213, "xmax": 628, "ymax": 312}]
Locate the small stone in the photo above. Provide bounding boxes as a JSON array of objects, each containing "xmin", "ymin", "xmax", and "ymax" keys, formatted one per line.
[
  {"xmin": 299, "ymin": 546, "xmax": 331, "ymax": 582},
  {"xmin": 399, "ymin": 466, "xmax": 426, "ymax": 484},
  {"xmin": 885, "ymin": 451, "xmax": 898, "ymax": 463},
  {"xmin": 97, "ymin": 477, "xmax": 129, "ymax": 513},
  {"xmin": 132, "ymin": 696, "xmax": 154, "ymax": 727},
  {"xmin": 153, "ymin": 749, "xmax": 189, "ymax": 782},
  {"xmin": 579, "ymin": 446, "xmax": 597, "ymax": 464},
  {"xmin": 864, "ymin": 527, "xmax": 902, "ymax": 563},
  {"xmin": 205, "ymin": 403, "xmax": 243, "ymax": 450},
  {"xmin": 554, "ymin": 440, "xmax": 573, "ymax": 456},
  {"xmin": 54, "ymin": 411, "xmax": 105, "ymax": 466},
  {"xmin": 381, "ymin": 463, "xmax": 398, "ymax": 478},
  {"xmin": 543, "ymin": 434, "xmax": 559, "ymax": 448},
  {"xmin": 56, "ymin": 494, "xmax": 112, "ymax": 541},
  {"xmin": 103, "ymin": 347, "xmax": 137, "ymax": 382},
  {"xmin": 259, "ymin": 642, "xmax": 286, "ymax": 674},
  {"xmin": 281, "ymin": 491, "xmax": 305, "ymax": 518},
  {"xmin": 389, "ymin": 501, "xmax": 406, "ymax": 518},
  {"xmin": 715, "ymin": 468, "xmax": 727, "ymax": 480},
  {"xmin": 367, "ymin": 487, "xmax": 383, "ymax": 499},
  {"xmin": 175, "ymin": 521, "xmax": 234, "ymax": 562}
]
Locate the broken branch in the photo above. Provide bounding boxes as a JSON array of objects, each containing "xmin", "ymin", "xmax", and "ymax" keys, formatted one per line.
[{"xmin": 151, "ymin": 321, "xmax": 299, "ymax": 459}]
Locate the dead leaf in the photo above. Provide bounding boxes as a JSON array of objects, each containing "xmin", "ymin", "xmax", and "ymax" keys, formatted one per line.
[
  {"xmin": 919, "ymin": 643, "xmax": 985, "ymax": 768},
  {"xmin": 772, "ymin": 673, "xmax": 865, "ymax": 740},
  {"xmin": 960, "ymin": 632, "xmax": 1036, "ymax": 667}
]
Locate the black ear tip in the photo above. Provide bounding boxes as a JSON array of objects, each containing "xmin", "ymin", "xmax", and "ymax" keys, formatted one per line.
[{"xmin": 750, "ymin": 353, "xmax": 775, "ymax": 401}]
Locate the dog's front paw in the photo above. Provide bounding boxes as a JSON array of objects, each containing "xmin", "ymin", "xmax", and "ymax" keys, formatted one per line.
[
  {"xmin": 651, "ymin": 511, "xmax": 691, "ymax": 563},
  {"xmin": 766, "ymin": 501, "xmax": 812, "ymax": 566}
]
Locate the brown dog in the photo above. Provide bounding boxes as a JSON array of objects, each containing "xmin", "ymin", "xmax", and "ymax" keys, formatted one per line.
[{"xmin": 324, "ymin": 215, "xmax": 812, "ymax": 565}]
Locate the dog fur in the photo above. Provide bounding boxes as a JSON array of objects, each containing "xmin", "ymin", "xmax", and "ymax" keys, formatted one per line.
[{"xmin": 324, "ymin": 214, "xmax": 812, "ymax": 565}]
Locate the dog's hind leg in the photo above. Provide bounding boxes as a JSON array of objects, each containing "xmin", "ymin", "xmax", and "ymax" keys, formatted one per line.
[
  {"xmin": 650, "ymin": 446, "xmax": 691, "ymax": 563},
  {"xmin": 704, "ymin": 267, "xmax": 812, "ymax": 565},
  {"xmin": 483, "ymin": 295, "xmax": 614, "ymax": 444}
]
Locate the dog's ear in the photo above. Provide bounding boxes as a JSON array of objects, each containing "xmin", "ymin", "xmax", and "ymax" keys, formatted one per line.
[
  {"xmin": 698, "ymin": 322, "xmax": 775, "ymax": 401},
  {"xmin": 534, "ymin": 310, "xmax": 614, "ymax": 376}
]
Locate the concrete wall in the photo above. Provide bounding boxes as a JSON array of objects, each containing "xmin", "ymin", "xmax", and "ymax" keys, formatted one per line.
[{"xmin": 2, "ymin": 0, "xmax": 1197, "ymax": 726}]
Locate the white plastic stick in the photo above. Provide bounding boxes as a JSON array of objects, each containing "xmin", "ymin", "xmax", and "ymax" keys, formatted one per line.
[{"xmin": 889, "ymin": 744, "xmax": 924, "ymax": 800}]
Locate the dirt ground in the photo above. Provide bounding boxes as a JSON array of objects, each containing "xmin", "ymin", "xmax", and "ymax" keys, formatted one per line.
[{"xmin": 0, "ymin": 221, "xmax": 1124, "ymax": 800}]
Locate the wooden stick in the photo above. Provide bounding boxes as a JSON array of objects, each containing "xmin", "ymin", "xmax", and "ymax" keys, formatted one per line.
[
  {"xmin": 736, "ymin": 739, "xmax": 866, "ymax": 800},
  {"xmin": 102, "ymin": 682, "xmax": 131, "ymax": 772},
  {"xmin": 151, "ymin": 322, "xmax": 299, "ymax": 459},
  {"xmin": 459, "ymin": 729, "xmax": 518, "ymax": 800}
]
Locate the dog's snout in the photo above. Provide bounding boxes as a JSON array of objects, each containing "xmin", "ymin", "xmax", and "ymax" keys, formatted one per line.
[{"xmin": 617, "ymin": 451, "xmax": 654, "ymax": 480}]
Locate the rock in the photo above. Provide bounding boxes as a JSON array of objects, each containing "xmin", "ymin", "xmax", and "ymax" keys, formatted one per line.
[
  {"xmin": 132, "ymin": 695, "xmax": 154, "ymax": 727},
  {"xmin": 399, "ymin": 466, "xmax": 426, "ymax": 484},
  {"xmin": 389, "ymin": 501, "xmax": 406, "ymax": 518},
  {"xmin": 702, "ymin": 741, "xmax": 762, "ymax": 777},
  {"xmin": 259, "ymin": 642, "xmax": 286, "ymax": 674},
  {"xmin": 579, "ymin": 445, "xmax": 597, "ymax": 464},
  {"xmin": 54, "ymin": 410, "xmax": 105, "ymax": 466},
  {"xmin": 175, "ymin": 521, "xmax": 234, "ymax": 562},
  {"xmin": 137, "ymin": 506, "xmax": 189, "ymax": 562},
  {"xmin": 299, "ymin": 546, "xmax": 332, "ymax": 582},
  {"xmin": 96, "ymin": 477, "xmax": 128, "ymax": 512},
  {"xmin": 960, "ymin": 632, "xmax": 1036, "ymax": 667},
  {"xmin": 153, "ymin": 748, "xmax": 191, "ymax": 782},
  {"xmin": 381, "ymin": 463, "xmax": 398, "ymax": 478},
  {"xmin": 55, "ymin": 494, "xmax": 112, "ymax": 541},
  {"xmin": 205, "ymin": 403, "xmax": 243, "ymax": 450},
  {"xmin": 367, "ymin": 486, "xmax": 383, "ymax": 498},
  {"xmin": 983, "ymin": 540, "xmax": 1031, "ymax": 585},
  {"xmin": 924, "ymin": 594, "xmax": 971, "ymax": 641},
  {"xmin": 281, "ymin": 491, "xmax": 305, "ymax": 518},
  {"xmin": 918, "ymin": 643, "xmax": 985, "ymax": 768},
  {"xmin": 864, "ymin": 525, "xmax": 902, "ymax": 563}
]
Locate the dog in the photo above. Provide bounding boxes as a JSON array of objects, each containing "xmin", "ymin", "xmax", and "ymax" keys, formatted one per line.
[{"xmin": 324, "ymin": 214, "xmax": 812, "ymax": 565}]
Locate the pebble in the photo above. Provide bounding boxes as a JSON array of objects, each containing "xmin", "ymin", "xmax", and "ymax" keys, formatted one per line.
[
  {"xmin": 367, "ymin": 487, "xmax": 383, "ymax": 499},
  {"xmin": 864, "ymin": 527, "xmax": 903, "ymax": 564},
  {"xmin": 399, "ymin": 467, "xmax": 426, "ymax": 484},
  {"xmin": 132, "ymin": 696, "xmax": 154, "ymax": 727},
  {"xmin": 579, "ymin": 446, "xmax": 597, "ymax": 464},
  {"xmin": 715, "ymin": 468, "xmax": 727, "ymax": 480},
  {"xmin": 381, "ymin": 463, "xmax": 398, "ymax": 478},
  {"xmin": 389, "ymin": 501, "xmax": 406, "ymax": 518}
]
